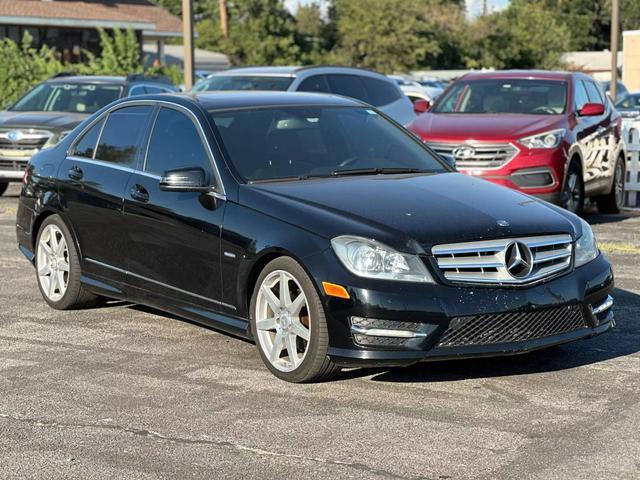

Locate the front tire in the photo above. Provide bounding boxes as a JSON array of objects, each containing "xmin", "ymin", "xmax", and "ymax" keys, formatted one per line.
[
  {"xmin": 596, "ymin": 157, "xmax": 625, "ymax": 214},
  {"xmin": 0, "ymin": 182, "xmax": 8, "ymax": 196},
  {"xmin": 35, "ymin": 215, "xmax": 102, "ymax": 310},
  {"xmin": 561, "ymin": 162, "xmax": 584, "ymax": 215},
  {"xmin": 250, "ymin": 257, "xmax": 341, "ymax": 383}
]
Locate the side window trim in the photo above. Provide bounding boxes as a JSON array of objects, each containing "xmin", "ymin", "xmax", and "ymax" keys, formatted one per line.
[{"xmin": 141, "ymin": 103, "xmax": 225, "ymax": 196}]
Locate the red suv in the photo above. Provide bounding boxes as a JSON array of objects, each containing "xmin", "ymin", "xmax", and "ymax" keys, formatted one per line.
[{"xmin": 409, "ymin": 71, "xmax": 626, "ymax": 214}]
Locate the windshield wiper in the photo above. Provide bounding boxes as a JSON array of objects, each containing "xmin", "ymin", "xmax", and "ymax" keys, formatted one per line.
[{"xmin": 330, "ymin": 167, "xmax": 426, "ymax": 176}]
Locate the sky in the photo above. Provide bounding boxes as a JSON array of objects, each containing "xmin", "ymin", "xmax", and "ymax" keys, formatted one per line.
[{"xmin": 284, "ymin": 0, "xmax": 510, "ymax": 18}]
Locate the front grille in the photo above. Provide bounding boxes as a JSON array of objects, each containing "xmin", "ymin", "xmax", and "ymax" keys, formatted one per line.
[
  {"xmin": 425, "ymin": 141, "xmax": 519, "ymax": 169},
  {"xmin": 0, "ymin": 129, "xmax": 51, "ymax": 151},
  {"xmin": 0, "ymin": 158, "xmax": 29, "ymax": 171},
  {"xmin": 432, "ymin": 234, "xmax": 573, "ymax": 285},
  {"xmin": 436, "ymin": 305, "xmax": 587, "ymax": 347}
]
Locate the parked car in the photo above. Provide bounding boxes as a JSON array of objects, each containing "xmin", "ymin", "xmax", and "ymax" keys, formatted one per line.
[
  {"xmin": 614, "ymin": 92, "xmax": 640, "ymax": 120},
  {"xmin": 0, "ymin": 74, "xmax": 177, "ymax": 196},
  {"xmin": 417, "ymin": 78, "xmax": 445, "ymax": 99},
  {"xmin": 190, "ymin": 66, "xmax": 416, "ymax": 125},
  {"xmin": 17, "ymin": 92, "xmax": 614, "ymax": 382},
  {"xmin": 388, "ymin": 75, "xmax": 434, "ymax": 111},
  {"xmin": 410, "ymin": 71, "xmax": 626, "ymax": 215},
  {"xmin": 600, "ymin": 80, "xmax": 629, "ymax": 102}
]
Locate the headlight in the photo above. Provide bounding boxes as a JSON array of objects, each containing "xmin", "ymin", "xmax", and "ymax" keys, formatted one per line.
[
  {"xmin": 331, "ymin": 235, "xmax": 434, "ymax": 283},
  {"xmin": 518, "ymin": 129, "xmax": 565, "ymax": 149},
  {"xmin": 43, "ymin": 130, "xmax": 72, "ymax": 149},
  {"xmin": 575, "ymin": 219, "xmax": 599, "ymax": 267}
]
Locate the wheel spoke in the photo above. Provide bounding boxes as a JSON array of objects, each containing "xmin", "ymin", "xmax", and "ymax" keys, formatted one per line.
[
  {"xmin": 291, "ymin": 319, "xmax": 310, "ymax": 341},
  {"xmin": 289, "ymin": 293, "xmax": 306, "ymax": 315},
  {"xmin": 38, "ymin": 264, "xmax": 51, "ymax": 276},
  {"xmin": 285, "ymin": 333, "xmax": 299, "ymax": 368},
  {"xmin": 49, "ymin": 227, "xmax": 59, "ymax": 253},
  {"xmin": 261, "ymin": 285, "xmax": 280, "ymax": 312},
  {"xmin": 256, "ymin": 317, "xmax": 277, "ymax": 331},
  {"xmin": 58, "ymin": 260, "xmax": 70, "ymax": 272},
  {"xmin": 40, "ymin": 241, "xmax": 53, "ymax": 256},
  {"xmin": 48, "ymin": 270, "xmax": 57, "ymax": 298},
  {"xmin": 57, "ymin": 270, "xmax": 66, "ymax": 294},
  {"xmin": 269, "ymin": 330, "xmax": 284, "ymax": 362},
  {"xmin": 56, "ymin": 235, "xmax": 67, "ymax": 256},
  {"xmin": 279, "ymin": 272, "xmax": 291, "ymax": 305}
]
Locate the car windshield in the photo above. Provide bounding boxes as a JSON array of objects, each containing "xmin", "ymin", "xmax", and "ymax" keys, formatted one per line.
[
  {"xmin": 615, "ymin": 94, "xmax": 640, "ymax": 109},
  {"xmin": 432, "ymin": 79, "xmax": 567, "ymax": 115},
  {"xmin": 11, "ymin": 82, "xmax": 123, "ymax": 113},
  {"xmin": 209, "ymin": 106, "xmax": 447, "ymax": 182},
  {"xmin": 192, "ymin": 75, "xmax": 293, "ymax": 92}
]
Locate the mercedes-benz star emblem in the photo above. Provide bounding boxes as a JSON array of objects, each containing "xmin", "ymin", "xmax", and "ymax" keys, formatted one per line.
[
  {"xmin": 505, "ymin": 241, "xmax": 533, "ymax": 279},
  {"xmin": 7, "ymin": 130, "xmax": 22, "ymax": 142},
  {"xmin": 452, "ymin": 145, "xmax": 476, "ymax": 160}
]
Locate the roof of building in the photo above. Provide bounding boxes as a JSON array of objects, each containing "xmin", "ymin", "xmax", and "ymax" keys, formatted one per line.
[{"xmin": 0, "ymin": 0, "xmax": 182, "ymax": 37}]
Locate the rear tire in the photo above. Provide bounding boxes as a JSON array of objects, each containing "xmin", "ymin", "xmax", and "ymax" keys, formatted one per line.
[
  {"xmin": 35, "ymin": 214, "xmax": 103, "ymax": 310},
  {"xmin": 561, "ymin": 162, "xmax": 584, "ymax": 215},
  {"xmin": 250, "ymin": 257, "xmax": 341, "ymax": 383},
  {"xmin": 0, "ymin": 182, "xmax": 8, "ymax": 196},
  {"xmin": 596, "ymin": 157, "xmax": 625, "ymax": 214}
]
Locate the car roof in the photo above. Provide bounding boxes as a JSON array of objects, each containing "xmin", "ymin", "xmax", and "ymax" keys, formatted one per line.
[
  {"xmin": 461, "ymin": 70, "xmax": 578, "ymax": 81},
  {"xmin": 212, "ymin": 65, "xmax": 387, "ymax": 78},
  {"xmin": 47, "ymin": 75, "xmax": 127, "ymax": 84},
  {"xmin": 193, "ymin": 91, "xmax": 365, "ymax": 110}
]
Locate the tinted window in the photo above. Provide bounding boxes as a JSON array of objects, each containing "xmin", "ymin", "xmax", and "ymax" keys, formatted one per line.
[
  {"xmin": 72, "ymin": 118, "xmax": 104, "ymax": 158},
  {"xmin": 95, "ymin": 106, "xmax": 151, "ymax": 166},
  {"xmin": 210, "ymin": 106, "xmax": 446, "ymax": 182},
  {"xmin": 128, "ymin": 85, "xmax": 147, "ymax": 96},
  {"xmin": 11, "ymin": 82, "xmax": 122, "ymax": 113},
  {"xmin": 432, "ymin": 79, "xmax": 567, "ymax": 114},
  {"xmin": 326, "ymin": 75, "xmax": 369, "ymax": 103},
  {"xmin": 585, "ymin": 81, "xmax": 604, "ymax": 104},
  {"xmin": 616, "ymin": 94, "xmax": 640, "ymax": 109},
  {"xmin": 146, "ymin": 107, "xmax": 211, "ymax": 175},
  {"xmin": 574, "ymin": 81, "xmax": 590, "ymax": 111},
  {"xmin": 191, "ymin": 76, "xmax": 293, "ymax": 92},
  {"xmin": 361, "ymin": 77, "xmax": 401, "ymax": 107},
  {"xmin": 297, "ymin": 75, "xmax": 330, "ymax": 93}
]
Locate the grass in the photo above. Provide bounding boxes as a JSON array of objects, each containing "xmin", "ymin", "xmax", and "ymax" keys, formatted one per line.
[{"xmin": 598, "ymin": 242, "xmax": 640, "ymax": 255}]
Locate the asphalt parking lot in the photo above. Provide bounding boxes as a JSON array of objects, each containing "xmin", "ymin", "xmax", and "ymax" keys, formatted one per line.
[{"xmin": 1, "ymin": 183, "xmax": 639, "ymax": 480}]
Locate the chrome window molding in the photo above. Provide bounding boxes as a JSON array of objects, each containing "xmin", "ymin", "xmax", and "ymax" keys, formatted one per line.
[
  {"xmin": 66, "ymin": 98, "xmax": 227, "ymax": 199},
  {"xmin": 432, "ymin": 234, "xmax": 573, "ymax": 285}
]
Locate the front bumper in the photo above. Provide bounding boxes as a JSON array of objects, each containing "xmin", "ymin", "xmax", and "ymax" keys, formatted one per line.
[{"xmin": 306, "ymin": 250, "xmax": 614, "ymax": 367}]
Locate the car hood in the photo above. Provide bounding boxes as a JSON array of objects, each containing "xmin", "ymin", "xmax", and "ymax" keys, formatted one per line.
[
  {"xmin": 0, "ymin": 111, "xmax": 88, "ymax": 131},
  {"xmin": 409, "ymin": 113, "xmax": 564, "ymax": 142},
  {"xmin": 240, "ymin": 173, "xmax": 580, "ymax": 253}
]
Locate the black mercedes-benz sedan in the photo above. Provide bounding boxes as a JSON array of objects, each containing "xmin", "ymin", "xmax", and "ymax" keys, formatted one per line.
[{"xmin": 16, "ymin": 92, "xmax": 615, "ymax": 382}]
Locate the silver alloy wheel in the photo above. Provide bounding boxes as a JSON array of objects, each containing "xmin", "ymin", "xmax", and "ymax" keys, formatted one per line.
[
  {"xmin": 563, "ymin": 171, "xmax": 581, "ymax": 213},
  {"xmin": 614, "ymin": 161, "xmax": 625, "ymax": 208},
  {"xmin": 36, "ymin": 224, "xmax": 70, "ymax": 302},
  {"xmin": 255, "ymin": 270, "xmax": 311, "ymax": 372}
]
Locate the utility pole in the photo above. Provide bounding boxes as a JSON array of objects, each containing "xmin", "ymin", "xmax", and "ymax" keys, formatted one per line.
[
  {"xmin": 610, "ymin": 0, "xmax": 619, "ymax": 100},
  {"xmin": 220, "ymin": 0, "xmax": 229, "ymax": 38},
  {"xmin": 182, "ymin": 0, "xmax": 195, "ymax": 90},
  {"xmin": 482, "ymin": 0, "xmax": 488, "ymax": 16}
]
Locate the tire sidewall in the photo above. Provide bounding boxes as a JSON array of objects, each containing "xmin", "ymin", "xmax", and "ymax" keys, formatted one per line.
[
  {"xmin": 563, "ymin": 162, "xmax": 584, "ymax": 214},
  {"xmin": 249, "ymin": 257, "xmax": 328, "ymax": 383}
]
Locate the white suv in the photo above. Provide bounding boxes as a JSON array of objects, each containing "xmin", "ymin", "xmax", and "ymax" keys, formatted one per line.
[{"xmin": 191, "ymin": 66, "xmax": 416, "ymax": 125}]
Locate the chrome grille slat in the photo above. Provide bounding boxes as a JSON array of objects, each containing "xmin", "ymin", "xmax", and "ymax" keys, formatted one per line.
[
  {"xmin": 425, "ymin": 141, "xmax": 519, "ymax": 170},
  {"xmin": 432, "ymin": 234, "xmax": 573, "ymax": 285},
  {"xmin": 0, "ymin": 128, "xmax": 52, "ymax": 152}
]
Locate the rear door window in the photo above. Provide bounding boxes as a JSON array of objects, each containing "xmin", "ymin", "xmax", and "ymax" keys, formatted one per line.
[
  {"xmin": 95, "ymin": 105, "xmax": 152, "ymax": 166},
  {"xmin": 360, "ymin": 77, "xmax": 401, "ymax": 107},
  {"xmin": 72, "ymin": 118, "xmax": 104, "ymax": 159},
  {"xmin": 297, "ymin": 75, "xmax": 330, "ymax": 93},
  {"xmin": 326, "ymin": 75, "xmax": 370, "ymax": 103}
]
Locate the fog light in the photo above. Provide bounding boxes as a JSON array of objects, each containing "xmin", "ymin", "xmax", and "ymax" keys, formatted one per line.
[{"xmin": 511, "ymin": 169, "xmax": 555, "ymax": 188}]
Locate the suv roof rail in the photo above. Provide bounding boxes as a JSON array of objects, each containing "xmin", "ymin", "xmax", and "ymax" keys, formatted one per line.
[
  {"xmin": 125, "ymin": 73, "xmax": 173, "ymax": 85},
  {"xmin": 49, "ymin": 72, "xmax": 77, "ymax": 79}
]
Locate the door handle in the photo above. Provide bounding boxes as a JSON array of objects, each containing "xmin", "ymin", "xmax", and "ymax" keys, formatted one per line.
[
  {"xmin": 130, "ymin": 184, "xmax": 149, "ymax": 203},
  {"xmin": 68, "ymin": 165, "xmax": 83, "ymax": 180}
]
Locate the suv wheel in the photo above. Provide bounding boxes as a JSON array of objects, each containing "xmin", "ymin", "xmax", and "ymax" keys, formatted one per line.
[
  {"xmin": 0, "ymin": 182, "xmax": 8, "ymax": 196},
  {"xmin": 35, "ymin": 215, "xmax": 103, "ymax": 309},
  {"xmin": 250, "ymin": 257, "xmax": 341, "ymax": 383},
  {"xmin": 596, "ymin": 158, "xmax": 625, "ymax": 214},
  {"xmin": 562, "ymin": 162, "xmax": 584, "ymax": 215}
]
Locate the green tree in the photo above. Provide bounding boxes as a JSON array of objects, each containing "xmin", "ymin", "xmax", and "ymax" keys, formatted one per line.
[
  {"xmin": 0, "ymin": 32, "xmax": 64, "ymax": 105},
  {"xmin": 84, "ymin": 28, "xmax": 143, "ymax": 75},
  {"xmin": 197, "ymin": 0, "xmax": 300, "ymax": 66},
  {"xmin": 295, "ymin": 2, "xmax": 335, "ymax": 64},
  {"xmin": 329, "ymin": 0, "xmax": 438, "ymax": 73},
  {"xmin": 465, "ymin": 0, "xmax": 571, "ymax": 70}
]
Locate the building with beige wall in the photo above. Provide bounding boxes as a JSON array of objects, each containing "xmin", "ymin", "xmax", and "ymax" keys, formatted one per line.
[{"xmin": 623, "ymin": 30, "xmax": 640, "ymax": 92}]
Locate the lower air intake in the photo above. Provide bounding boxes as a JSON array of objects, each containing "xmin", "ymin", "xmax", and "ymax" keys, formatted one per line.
[{"xmin": 436, "ymin": 305, "xmax": 587, "ymax": 348}]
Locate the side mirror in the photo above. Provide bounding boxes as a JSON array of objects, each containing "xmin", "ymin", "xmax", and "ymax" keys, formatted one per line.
[
  {"xmin": 579, "ymin": 103, "xmax": 605, "ymax": 117},
  {"xmin": 159, "ymin": 167, "xmax": 212, "ymax": 192},
  {"xmin": 413, "ymin": 99, "xmax": 430, "ymax": 114}
]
